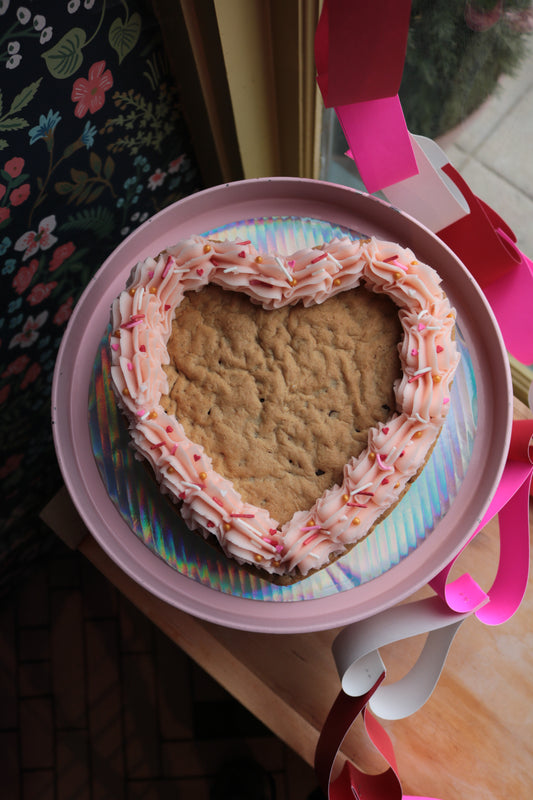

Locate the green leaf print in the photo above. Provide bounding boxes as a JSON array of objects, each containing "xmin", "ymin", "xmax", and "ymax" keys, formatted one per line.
[
  {"xmin": 109, "ymin": 13, "xmax": 141, "ymax": 64},
  {"xmin": 42, "ymin": 28, "xmax": 87, "ymax": 79},
  {"xmin": 8, "ymin": 79, "xmax": 43, "ymax": 116}
]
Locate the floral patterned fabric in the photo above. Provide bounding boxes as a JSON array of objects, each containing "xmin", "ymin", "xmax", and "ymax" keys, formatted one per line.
[{"xmin": 0, "ymin": 0, "xmax": 204, "ymax": 592}]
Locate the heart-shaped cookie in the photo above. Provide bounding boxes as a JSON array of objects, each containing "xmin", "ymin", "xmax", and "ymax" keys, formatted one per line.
[{"xmin": 109, "ymin": 235, "xmax": 460, "ymax": 583}]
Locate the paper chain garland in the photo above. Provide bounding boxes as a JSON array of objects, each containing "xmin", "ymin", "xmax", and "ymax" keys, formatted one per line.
[{"xmin": 314, "ymin": 1, "xmax": 533, "ymax": 797}]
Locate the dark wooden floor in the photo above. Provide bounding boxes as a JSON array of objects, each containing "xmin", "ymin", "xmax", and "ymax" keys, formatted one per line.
[{"xmin": 0, "ymin": 540, "xmax": 320, "ymax": 799}]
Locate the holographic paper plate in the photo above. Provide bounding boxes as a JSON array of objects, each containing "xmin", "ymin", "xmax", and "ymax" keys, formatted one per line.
[
  {"xmin": 52, "ymin": 178, "xmax": 512, "ymax": 632},
  {"xmin": 88, "ymin": 215, "xmax": 477, "ymax": 603}
]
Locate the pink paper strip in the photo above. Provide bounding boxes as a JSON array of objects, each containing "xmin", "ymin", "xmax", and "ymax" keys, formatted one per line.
[
  {"xmin": 339, "ymin": 97, "xmax": 419, "ymax": 194},
  {"xmin": 315, "ymin": 0, "xmax": 418, "ymax": 193}
]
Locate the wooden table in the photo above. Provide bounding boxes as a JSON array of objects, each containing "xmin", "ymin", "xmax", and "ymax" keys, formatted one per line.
[{"xmin": 42, "ymin": 397, "xmax": 533, "ymax": 799}]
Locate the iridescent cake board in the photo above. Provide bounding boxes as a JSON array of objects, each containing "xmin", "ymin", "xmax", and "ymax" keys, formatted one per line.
[{"xmin": 52, "ymin": 178, "xmax": 512, "ymax": 632}]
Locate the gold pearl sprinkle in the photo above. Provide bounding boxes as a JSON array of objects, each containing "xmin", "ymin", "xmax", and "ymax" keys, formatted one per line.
[
  {"xmin": 368, "ymin": 452, "xmax": 376, "ymax": 461},
  {"xmin": 129, "ymin": 287, "xmax": 136, "ymax": 296},
  {"xmin": 333, "ymin": 278, "xmax": 341, "ymax": 287},
  {"xmin": 289, "ymin": 278, "xmax": 297, "ymax": 287},
  {"xmin": 223, "ymin": 522, "xmax": 231, "ymax": 532},
  {"xmin": 167, "ymin": 466, "xmax": 175, "ymax": 474},
  {"xmin": 122, "ymin": 387, "xmax": 130, "ymax": 396},
  {"xmin": 203, "ymin": 244, "xmax": 212, "ymax": 253},
  {"xmin": 199, "ymin": 471, "xmax": 207, "ymax": 480},
  {"xmin": 149, "ymin": 286, "xmax": 157, "ymax": 294},
  {"xmin": 113, "ymin": 330, "xmax": 121, "ymax": 338},
  {"xmin": 394, "ymin": 271, "xmax": 403, "ymax": 279},
  {"xmin": 342, "ymin": 493, "xmax": 350, "ymax": 503},
  {"xmin": 433, "ymin": 374, "xmax": 441, "ymax": 383},
  {"xmin": 413, "ymin": 431, "xmax": 423, "ymax": 439},
  {"xmin": 352, "ymin": 517, "xmax": 361, "ymax": 526},
  {"xmin": 148, "ymin": 410, "xmax": 157, "ymax": 419},
  {"xmin": 394, "ymin": 481, "xmax": 400, "ymax": 489},
  {"xmin": 410, "ymin": 260, "xmax": 418, "ymax": 265},
  {"xmin": 255, "ymin": 554, "xmax": 263, "ymax": 563},
  {"xmin": 255, "ymin": 256, "xmax": 263, "ymax": 264}
]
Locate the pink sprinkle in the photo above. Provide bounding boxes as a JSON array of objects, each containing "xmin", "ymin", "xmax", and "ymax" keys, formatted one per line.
[
  {"xmin": 269, "ymin": 528, "xmax": 278, "ymax": 536},
  {"xmin": 376, "ymin": 453, "xmax": 394, "ymax": 472},
  {"xmin": 382, "ymin": 427, "xmax": 389, "ymax": 434},
  {"xmin": 137, "ymin": 408, "xmax": 146, "ymax": 416},
  {"xmin": 303, "ymin": 532, "xmax": 320, "ymax": 546},
  {"xmin": 120, "ymin": 319, "xmax": 142, "ymax": 330},
  {"xmin": 311, "ymin": 252, "xmax": 327, "ymax": 264},
  {"xmin": 170, "ymin": 444, "xmax": 178, "ymax": 456},
  {"xmin": 408, "ymin": 374, "xmax": 423, "ymax": 383},
  {"xmin": 148, "ymin": 271, "xmax": 154, "ymax": 279},
  {"xmin": 358, "ymin": 491, "xmax": 374, "ymax": 497},
  {"xmin": 382, "ymin": 478, "xmax": 390, "ymax": 485},
  {"xmin": 150, "ymin": 441, "xmax": 165, "ymax": 450},
  {"xmin": 383, "ymin": 254, "xmax": 399, "ymax": 263},
  {"xmin": 300, "ymin": 525, "xmax": 321, "ymax": 533},
  {"xmin": 262, "ymin": 536, "xmax": 275, "ymax": 545},
  {"xmin": 443, "ymin": 397, "xmax": 450, "ymax": 405},
  {"xmin": 411, "ymin": 349, "xmax": 418, "ymax": 356},
  {"xmin": 179, "ymin": 492, "xmax": 187, "ymax": 500},
  {"xmin": 207, "ymin": 521, "xmax": 214, "ymax": 528},
  {"xmin": 214, "ymin": 497, "xmax": 224, "ymax": 508},
  {"xmin": 399, "ymin": 451, "xmax": 405, "ymax": 457},
  {"xmin": 437, "ymin": 345, "xmax": 444, "ymax": 353},
  {"xmin": 418, "ymin": 323, "xmax": 426, "ymax": 331},
  {"xmin": 275, "ymin": 544, "xmax": 283, "ymax": 553},
  {"xmin": 111, "ymin": 343, "xmax": 119, "ymax": 351},
  {"xmin": 287, "ymin": 259, "xmax": 295, "ymax": 268},
  {"xmin": 127, "ymin": 362, "xmax": 133, "ymax": 371},
  {"xmin": 230, "ymin": 513, "xmax": 255, "ymax": 519},
  {"xmin": 162, "ymin": 255, "xmax": 173, "ymax": 278},
  {"xmin": 238, "ymin": 250, "xmax": 246, "ymax": 258},
  {"xmin": 211, "ymin": 259, "xmax": 219, "ymax": 267},
  {"xmin": 165, "ymin": 304, "xmax": 171, "ymax": 311},
  {"xmin": 196, "ymin": 268, "xmax": 204, "ymax": 276},
  {"xmin": 347, "ymin": 501, "xmax": 367, "ymax": 508},
  {"xmin": 193, "ymin": 454, "xmax": 201, "ymax": 462},
  {"xmin": 236, "ymin": 240, "xmax": 251, "ymax": 246},
  {"xmin": 166, "ymin": 426, "xmax": 173, "ymax": 433},
  {"xmin": 130, "ymin": 313, "xmax": 145, "ymax": 321},
  {"xmin": 250, "ymin": 279, "xmax": 269, "ymax": 286}
]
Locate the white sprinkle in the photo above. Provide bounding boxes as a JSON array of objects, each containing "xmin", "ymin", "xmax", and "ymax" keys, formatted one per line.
[
  {"xmin": 223, "ymin": 266, "xmax": 239, "ymax": 273},
  {"xmin": 414, "ymin": 413, "xmax": 429, "ymax": 424},
  {"xmin": 414, "ymin": 366, "xmax": 432, "ymax": 376},
  {"xmin": 275, "ymin": 256, "xmax": 293, "ymax": 282},
  {"xmin": 417, "ymin": 309, "xmax": 429, "ymax": 320},
  {"xmin": 385, "ymin": 446, "xmax": 397, "ymax": 464},
  {"xmin": 350, "ymin": 481, "xmax": 373, "ymax": 496}
]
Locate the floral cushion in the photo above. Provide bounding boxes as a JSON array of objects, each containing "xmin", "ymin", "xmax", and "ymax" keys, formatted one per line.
[{"xmin": 0, "ymin": 0, "xmax": 204, "ymax": 592}]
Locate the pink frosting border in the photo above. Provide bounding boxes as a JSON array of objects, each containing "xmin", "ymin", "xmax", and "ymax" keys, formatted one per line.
[{"xmin": 109, "ymin": 235, "xmax": 460, "ymax": 578}]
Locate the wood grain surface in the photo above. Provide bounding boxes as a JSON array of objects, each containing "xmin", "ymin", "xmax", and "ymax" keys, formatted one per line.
[{"xmin": 43, "ymin": 396, "xmax": 533, "ymax": 799}]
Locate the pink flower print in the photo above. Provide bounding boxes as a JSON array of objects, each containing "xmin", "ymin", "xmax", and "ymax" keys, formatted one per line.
[
  {"xmin": 12, "ymin": 259, "xmax": 38, "ymax": 294},
  {"xmin": 8, "ymin": 311, "xmax": 48, "ymax": 349},
  {"xmin": 71, "ymin": 61, "xmax": 113, "ymax": 119},
  {"xmin": 27, "ymin": 281, "xmax": 57, "ymax": 306},
  {"xmin": 10, "ymin": 183, "xmax": 30, "ymax": 207},
  {"xmin": 20, "ymin": 362, "xmax": 42, "ymax": 389},
  {"xmin": 14, "ymin": 215, "xmax": 58, "ymax": 260},
  {"xmin": 147, "ymin": 168, "xmax": 166, "ymax": 191},
  {"xmin": 49, "ymin": 242, "xmax": 75, "ymax": 271},
  {"xmin": 0, "ymin": 207, "xmax": 10, "ymax": 224},
  {"xmin": 0, "ymin": 184, "xmax": 6, "ymax": 201},
  {"xmin": 2, "ymin": 355, "xmax": 30, "ymax": 378},
  {"xmin": 53, "ymin": 297, "xmax": 74, "ymax": 326},
  {"xmin": 168, "ymin": 156, "xmax": 184, "ymax": 174},
  {"xmin": 4, "ymin": 157, "xmax": 24, "ymax": 178},
  {"xmin": 0, "ymin": 384, "xmax": 11, "ymax": 405}
]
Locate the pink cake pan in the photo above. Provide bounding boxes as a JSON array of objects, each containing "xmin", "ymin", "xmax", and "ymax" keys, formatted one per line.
[{"xmin": 52, "ymin": 177, "xmax": 512, "ymax": 633}]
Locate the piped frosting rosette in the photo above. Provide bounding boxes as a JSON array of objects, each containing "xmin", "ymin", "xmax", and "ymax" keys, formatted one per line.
[{"xmin": 109, "ymin": 235, "xmax": 460, "ymax": 579}]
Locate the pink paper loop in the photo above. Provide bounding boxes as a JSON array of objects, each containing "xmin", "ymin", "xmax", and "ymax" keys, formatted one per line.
[{"xmin": 430, "ymin": 419, "xmax": 533, "ymax": 623}]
